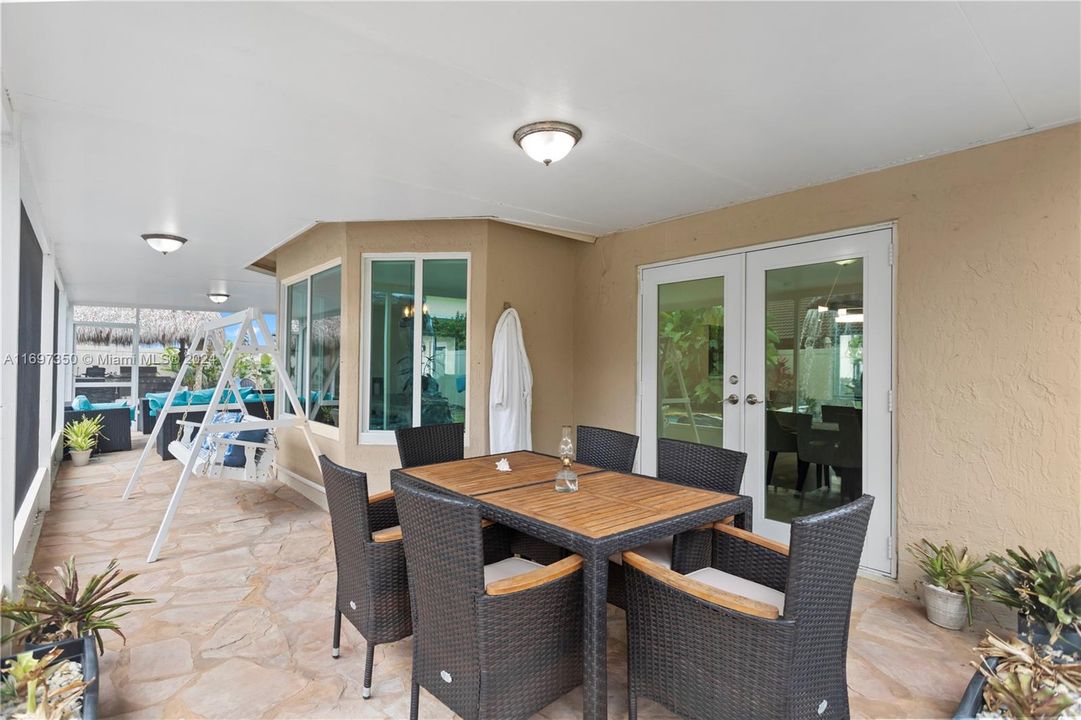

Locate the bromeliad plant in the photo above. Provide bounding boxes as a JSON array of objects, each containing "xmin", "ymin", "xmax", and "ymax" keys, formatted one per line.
[
  {"xmin": 975, "ymin": 633, "xmax": 1081, "ymax": 718},
  {"xmin": 1, "ymin": 647, "xmax": 88, "ymax": 720},
  {"xmin": 1, "ymin": 557, "xmax": 154, "ymax": 654},
  {"xmin": 984, "ymin": 548, "xmax": 1081, "ymax": 647},
  {"xmin": 907, "ymin": 539, "xmax": 988, "ymax": 624},
  {"xmin": 61, "ymin": 415, "xmax": 105, "ymax": 454}
]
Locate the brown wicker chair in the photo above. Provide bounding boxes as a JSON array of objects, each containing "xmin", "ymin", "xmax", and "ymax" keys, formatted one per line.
[
  {"xmin": 394, "ymin": 422, "xmax": 465, "ymax": 468},
  {"xmin": 608, "ymin": 439, "xmax": 748, "ymax": 607},
  {"xmin": 624, "ymin": 494, "xmax": 874, "ymax": 720},
  {"xmin": 576, "ymin": 425, "xmax": 639, "ymax": 472},
  {"xmin": 393, "ymin": 477, "xmax": 584, "ymax": 720},
  {"xmin": 320, "ymin": 456, "xmax": 412, "ymax": 700}
]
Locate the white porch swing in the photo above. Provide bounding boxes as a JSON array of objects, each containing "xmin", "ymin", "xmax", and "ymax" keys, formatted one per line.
[{"xmin": 123, "ymin": 308, "xmax": 321, "ymax": 562}]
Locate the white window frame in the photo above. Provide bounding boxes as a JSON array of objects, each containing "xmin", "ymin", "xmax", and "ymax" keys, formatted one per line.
[
  {"xmin": 360, "ymin": 252, "xmax": 471, "ymax": 445},
  {"xmin": 279, "ymin": 258, "xmax": 343, "ymax": 440}
]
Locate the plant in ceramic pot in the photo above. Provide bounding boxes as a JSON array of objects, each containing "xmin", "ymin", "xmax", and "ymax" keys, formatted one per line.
[
  {"xmin": 907, "ymin": 539, "xmax": 987, "ymax": 630},
  {"xmin": 1, "ymin": 641, "xmax": 94, "ymax": 720},
  {"xmin": 1, "ymin": 557, "xmax": 154, "ymax": 655},
  {"xmin": 954, "ymin": 632, "xmax": 1081, "ymax": 718},
  {"xmin": 984, "ymin": 547, "xmax": 1081, "ymax": 659},
  {"xmin": 62, "ymin": 415, "xmax": 106, "ymax": 467}
]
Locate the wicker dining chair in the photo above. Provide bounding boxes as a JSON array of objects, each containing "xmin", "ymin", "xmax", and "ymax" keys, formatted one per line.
[
  {"xmin": 395, "ymin": 422, "xmax": 465, "ymax": 468},
  {"xmin": 623, "ymin": 494, "xmax": 874, "ymax": 720},
  {"xmin": 393, "ymin": 477, "xmax": 584, "ymax": 720},
  {"xmin": 576, "ymin": 425, "xmax": 639, "ymax": 473},
  {"xmin": 608, "ymin": 439, "xmax": 749, "ymax": 607},
  {"xmin": 320, "ymin": 456, "xmax": 412, "ymax": 700}
]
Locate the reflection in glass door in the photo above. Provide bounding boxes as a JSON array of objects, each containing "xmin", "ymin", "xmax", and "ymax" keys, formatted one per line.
[
  {"xmin": 639, "ymin": 256, "xmax": 743, "ymax": 476},
  {"xmin": 745, "ymin": 228, "xmax": 892, "ymax": 574}
]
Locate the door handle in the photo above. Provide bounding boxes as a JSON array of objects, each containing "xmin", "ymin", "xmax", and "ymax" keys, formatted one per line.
[
  {"xmin": 745, "ymin": 394, "xmax": 762, "ymax": 405},
  {"xmin": 725, "ymin": 394, "xmax": 739, "ymax": 405}
]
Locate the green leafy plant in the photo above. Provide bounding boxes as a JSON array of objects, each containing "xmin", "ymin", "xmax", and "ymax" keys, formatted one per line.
[
  {"xmin": 907, "ymin": 539, "xmax": 988, "ymax": 624},
  {"xmin": 976, "ymin": 633, "xmax": 1080, "ymax": 718},
  {"xmin": 1, "ymin": 557, "xmax": 155, "ymax": 654},
  {"xmin": 985, "ymin": 547, "xmax": 1081, "ymax": 645},
  {"xmin": 61, "ymin": 415, "xmax": 105, "ymax": 453}
]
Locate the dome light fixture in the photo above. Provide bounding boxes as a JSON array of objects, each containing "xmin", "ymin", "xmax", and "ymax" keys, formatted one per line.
[
  {"xmin": 142, "ymin": 233, "xmax": 187, "ymax": 254},
  {"xmin": 513, "ymin": 121, "xmax": 582, "ymax": 166},
  {"xmin": 206, "ymin": 292, "xmax": 230, "ymax": 304}
]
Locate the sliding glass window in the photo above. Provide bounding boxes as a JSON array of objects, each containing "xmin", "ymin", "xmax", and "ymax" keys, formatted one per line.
[
  {"xmin": 364, "ymin": 255, "xmax": 468, "ymax": 440},
  {"xmin": 284, "ymin": 265, "xmax": 341, "ymax": 427}
]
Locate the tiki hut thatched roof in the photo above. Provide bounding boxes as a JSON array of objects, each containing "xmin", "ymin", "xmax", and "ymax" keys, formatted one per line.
[{"xmin": 73, "ymin": 306, "xmax": 225, "ymax": 347}]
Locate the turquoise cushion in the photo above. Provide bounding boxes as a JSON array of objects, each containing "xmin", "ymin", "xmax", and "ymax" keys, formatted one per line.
[
  {"xmin": 72, "ymin": 395, "xmax": 93, "ymax": 411},
  {"xmin": 190, "ymin": 388, "xmax": 216, "ymax": 405},
  {"xmin": 92, "ymin": 401, "xmax": 135, "ymax": 422}
]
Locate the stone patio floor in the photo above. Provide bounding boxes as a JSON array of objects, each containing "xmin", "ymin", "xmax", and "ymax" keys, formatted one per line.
[{"xmin": 26, "ymin": 436, "xmax": 997, "ymax": 719}]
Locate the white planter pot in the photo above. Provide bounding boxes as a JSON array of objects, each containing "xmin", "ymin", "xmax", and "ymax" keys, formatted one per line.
[
  {"xmin": 922, "ymin": 582, "xmax": 967, "ymax": 630},
  {"xmin": 70, "ymin": 449, "xmax": 92, "ymax": 467}
]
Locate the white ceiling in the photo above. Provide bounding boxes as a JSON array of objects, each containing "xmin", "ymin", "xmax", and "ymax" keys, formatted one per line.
[{"xmin": 3, "ymin": 2, "xmax": 1079, "ymax": 311}]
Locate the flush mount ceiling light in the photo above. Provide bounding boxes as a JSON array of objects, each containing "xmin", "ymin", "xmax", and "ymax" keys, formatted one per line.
[
  {"xmin": 207, "ymin": 292, "xmax": 230, "ymax": 304},
  {"xmin": 513, "ymin": 121, "xmax": 582, "ymax": 166},
  {"xmin": 142, "ymin": 233, "xmax": 187, "ymax": 254}
]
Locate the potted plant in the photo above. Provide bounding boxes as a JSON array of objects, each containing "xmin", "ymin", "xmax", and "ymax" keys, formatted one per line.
[
  {"xmin": 1, "ymin": 557, "xmax": 154, "ymax": 655},
  {"xmin": 62, "ymin": 415, "xmax": 106, "ymax": 467},
  {"xmin": 984, "ymin": 547, "xmax": 1081, "ymax": 659},
  {"xmin": 1, "ymin": 634, "xmax": 98, "ymax": 720},
  {"xmin": 908, "ymin": 539, "xmax": 987, "ymax": 630},
  {"xmin": 954, "ymin": 633, "xmax": 1080, "ymax": 718}
]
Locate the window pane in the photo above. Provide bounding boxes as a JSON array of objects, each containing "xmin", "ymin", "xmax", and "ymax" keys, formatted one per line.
[
  {"xmin": 286, "ymin": 279, "xmax": 308, "ymax": 412},
  {"xmin": 764, "ymin": 257, "xmax": 863, "ymax": 524},
  {"xmin": 657, "ymin": 277, "xmax": 725, "ymax": 447},
  {"xmin": 421, "ymin": 259, "xmax": 468, "ymax": 426},
  {"xmin": 369, "ymin": 261, "xmax": 414, "ymax": 430},
  {"xmin": 309, "ymin": 267, "xmax": 341, "ymax": 426}
]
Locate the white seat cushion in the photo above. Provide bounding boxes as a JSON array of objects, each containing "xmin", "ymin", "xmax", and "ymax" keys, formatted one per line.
[
  {"xmin": 610, "ymin": 536, "xmax": 673, "ymax": 567},
  {"xmin": 484, "ymin": 557, "xmax": 544, "ymax": 585},
  {"xmin": 685, "ymin": 567, "xmax": 785, "ymax": 614}
]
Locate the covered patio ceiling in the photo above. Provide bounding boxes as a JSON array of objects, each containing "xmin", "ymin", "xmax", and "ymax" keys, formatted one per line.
[{"xmin": 3, "ymin": 2, "xmax": 1079, "ymax": 310}]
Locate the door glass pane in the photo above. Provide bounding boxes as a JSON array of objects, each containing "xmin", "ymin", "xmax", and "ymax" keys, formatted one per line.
[
  {"xmin": 309, "ymin": 266, "xmax": 341, "ymax": 426},
  {"xmin": 286, "ymin": 280, "xmax": 308, "ymax": 412},
  {"xmin": 764, "ymin": 258, "xmax": 863, "ymax": 523},
  {"xmin": 369, "ymin": 260, "xmax": 414, "ymax": 430},
  {"xmin": 420, "ymin": 259, "xmax": 468, "ymax": 426},
  {"xmin": 657, "ymin": 277, "xmax": 725, "ymax": 448}
]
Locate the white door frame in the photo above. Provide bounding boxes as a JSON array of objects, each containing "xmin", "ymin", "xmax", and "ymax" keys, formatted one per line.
[
  {"xmin": 639, "ymin": 255, "xmax": 744, "ymax": 476},
  {"xmin": 636, "ymin": 222, "xmax": 896, "ymax": 577}
]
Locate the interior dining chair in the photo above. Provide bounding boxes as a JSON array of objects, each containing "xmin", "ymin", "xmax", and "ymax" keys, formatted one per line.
[
  {"xmin": 395, "ymin": 422, "xmax": 465, "ymax": 468},
  {"xmin": 576, "ymin": 425, "xmax": 639, "ymax": 473},
  {"xmin": 623, "ymin": 494, "xmax": 874, "ymax": 720},
  {"xmin": 320, "ymin": 456, "xmax": 412, "ymax": 701},
  {"xmin": 607, "ymin": 439, "xmax": 748, "ymax": 608},
  {"xmin": 393, "ymin": 477, "xmax": 584, "ymax": 720}
]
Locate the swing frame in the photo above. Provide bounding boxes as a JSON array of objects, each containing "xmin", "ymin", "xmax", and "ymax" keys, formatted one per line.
[{"xmin": 123, "ymin": 308, "xmax": 321, "ymax": 562}]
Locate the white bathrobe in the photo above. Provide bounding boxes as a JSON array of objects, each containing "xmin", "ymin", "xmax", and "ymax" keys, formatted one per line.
[{"xmin": 489, "ymin": 308, "xmax": 533, "ymax": 453}]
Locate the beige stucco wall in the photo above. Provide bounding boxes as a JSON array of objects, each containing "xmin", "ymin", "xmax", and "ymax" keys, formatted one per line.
[
  {"xmin": 572, "ymin": 123, "xmax": 1081, "ymax": 589},
  {"xmin": 271, "ymin": 219, "xmax": 577, "ymax": 495},
  {"xmin": 486, "ymin": 222, "xmax": 579, "ymax": 455}
]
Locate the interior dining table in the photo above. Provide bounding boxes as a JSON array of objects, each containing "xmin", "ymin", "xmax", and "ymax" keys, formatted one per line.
[{"xmin": 391, "ymin": 449, "xmax": 753, "ymax": 720}]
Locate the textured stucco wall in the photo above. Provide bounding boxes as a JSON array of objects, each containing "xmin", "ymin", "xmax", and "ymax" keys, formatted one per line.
[
  {"xmin": 572, "ymin": 124, "xmax": 1081, "ymax": 589},
  {"xmin": 486, "ymin": 222, "xmax": 579, "ymax": 456}
]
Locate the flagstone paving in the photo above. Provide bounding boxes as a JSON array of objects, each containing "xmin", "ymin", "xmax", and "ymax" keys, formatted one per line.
[{"xmin": 27, "ymin": 436, "xmax": 998, "ymax": 719}]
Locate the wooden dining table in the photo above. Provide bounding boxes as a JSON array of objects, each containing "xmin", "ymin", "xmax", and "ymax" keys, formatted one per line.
[{"xmin": 391, "ymin": 450, "xmax": 753, "ymax": 720}]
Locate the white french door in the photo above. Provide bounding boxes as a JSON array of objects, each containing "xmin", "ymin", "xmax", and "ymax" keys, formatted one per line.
[
  {"xmin": 639, "ymin": 255, "xmax": 744, "ymax": 477},
  {"xmin": 639, "ymin": 226, "xmax": 894, "ymax": 575}
]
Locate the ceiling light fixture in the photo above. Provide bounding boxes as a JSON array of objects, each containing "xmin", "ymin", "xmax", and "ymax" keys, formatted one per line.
[
  {"xmin": 142, "ymin": 233, "xmax": 187, "ymax": 254},
  {"xmin": 207, "ymin": 292, "xmax": 230, "ymax": 304},
  {"xmin": 513, "ymin": 121, "xmax": 582, "ymax": 166}
]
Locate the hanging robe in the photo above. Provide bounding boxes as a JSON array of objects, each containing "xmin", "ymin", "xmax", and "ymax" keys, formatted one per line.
[{"xmin": 489, "ymin": 308, "xmax": 533, "ymax": 453}]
